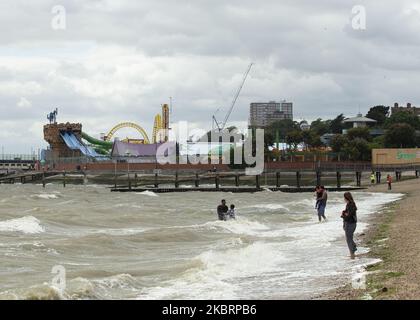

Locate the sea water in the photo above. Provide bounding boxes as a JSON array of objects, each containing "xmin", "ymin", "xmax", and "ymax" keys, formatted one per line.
[{"xmin": 0, "ymin": 184, "xmax": 403, "ymax": 299}]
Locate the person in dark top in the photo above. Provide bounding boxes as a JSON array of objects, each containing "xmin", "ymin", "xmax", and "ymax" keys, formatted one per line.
[
  {"xmin": 315, "ymin": 186, "xmax": 322, "ymax": 209},
  {"xmin": 341, "ymin": 192, "xmax": 358, "ymax": 259},
  {"xmin": 217, "ymin": 199, "xmax": 228, "ymax": 221},
  {"xmin": 315, "ymin": 186, "xmax": 328, "ymax": 222}
]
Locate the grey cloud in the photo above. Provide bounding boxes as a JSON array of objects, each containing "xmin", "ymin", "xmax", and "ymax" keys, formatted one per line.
[{"xmin": 1, "ymin": 0, "xmax": 420, "ymax": 153}]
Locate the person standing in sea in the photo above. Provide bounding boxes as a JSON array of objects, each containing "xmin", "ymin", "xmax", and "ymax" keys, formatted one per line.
[
  {"xmin": 316, "ymin": 186, "xmax": 328, "ymax": 222},
  {"xmin": 341, "ymin": 192, "xmax": 358, "ymax": 259},
  {"xmin": 217, "ymin": 199, "xmax": 228, "ymax": 221}
]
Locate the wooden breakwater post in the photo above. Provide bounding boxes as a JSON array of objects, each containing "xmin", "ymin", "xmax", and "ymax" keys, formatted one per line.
[
  {"xmin": 276, "ymin": 172, "xmax": 280, "ymax": 188},
  {"xmin": 20, "ymin": 176, "xmax": 26, "ymax": 184},
  {"xmin": 296, "ymin": 171, "xmax": 301, "ymax": 189},
  {"xmin": 316, "ymin": 170, "xmax": 322, "ymax": 186},
  {"xmin": 63, "ymin": 171, "xmax": 66, "ymax": 188},
  {"xmin": 83, "ymin": 171, "xmax": 88, "ymax": 185},
  {"xmin": 336, "ymin": 171, "xmax": 341, "ymax": 189},
  {"xmin": 175, "ymin": 172, "xmax": 179, "ymax": 188},
  {"xmin": 215, "ymin": 174, "xmax": 220, "ymax": 190},
  {"xmin": 154, "ymin": 173, "xmax": 159, "ymax": 188},
  {"xmin": 127, "ymin": 172, "xmax": 131, "ymax": 190},
  {"xmin": 42, "ymin": 171, "xmax": 46, "ymax": 188},
  {"xmin": 134, "ymin": 173, "xmax": 138, "ymax": 188},
  {"xmin": 355, "ymin": 171, "xmax": 362, "ymax": 187},
  {"xmin": 195, "ymin": 173, "xmax": 200, "ymax": 188},
  {"xmin": 235, "ymin": 174, "xmax": 239, "ymax": 187},
  {"xmin": 416, "ymin": 170, "xmax": 419, "ymax": 178},
  {"xmin": 376, "ymin": 171, "xmax": 381, "ymax": 184},
  {"xmin": 255, "ymin": 175, "xmax": 261, "ymax": 189}
]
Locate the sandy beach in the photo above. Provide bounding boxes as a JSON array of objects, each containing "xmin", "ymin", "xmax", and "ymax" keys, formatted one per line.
[{"xmin": 325, "ymin": 177, "xmax": 420, "ymax": 300}]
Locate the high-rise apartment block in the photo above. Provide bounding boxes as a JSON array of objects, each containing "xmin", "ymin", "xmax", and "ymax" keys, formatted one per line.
[{"xmin": 249, "ymin": 101, "xmax": 293, "ymax": 128}]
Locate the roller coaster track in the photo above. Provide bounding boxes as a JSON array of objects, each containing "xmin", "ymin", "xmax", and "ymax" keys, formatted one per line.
[{"xmin": 105, "ymin": 122, "xmax": 150, "ymax": 144}]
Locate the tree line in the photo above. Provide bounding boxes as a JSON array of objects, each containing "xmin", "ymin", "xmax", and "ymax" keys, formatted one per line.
[{"xmin": 263, "ymin": 105, "xmax": 420, "ymax": 161}]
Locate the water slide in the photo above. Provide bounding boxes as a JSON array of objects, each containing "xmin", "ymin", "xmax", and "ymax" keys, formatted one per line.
[
  {"xmin": 81, "ymin": 132, "xmax": 113, "ymax": 149},
  {"xmin": 80, "ymin": 132, "xmax": 113, "ymax": 155},
  {"xmin": 60, "ymin": 131, "xmax": 102, "ymax": 157}
]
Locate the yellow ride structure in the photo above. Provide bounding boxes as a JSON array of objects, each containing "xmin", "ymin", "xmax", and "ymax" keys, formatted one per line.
[
  {"xmin": 104, "ymin": 122, "xmax": 151, "ymax": 144},
  {"xmin": 104, "ymin": 103, "xmax": 170, "ymax": 145},
  {"xmin": 153, "ymin": 104, "xmax": 170, "ymax": 143}
]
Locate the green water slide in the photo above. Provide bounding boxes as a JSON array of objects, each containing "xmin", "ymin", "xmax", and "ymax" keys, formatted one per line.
[{"xmin": 81, "ymin": 132, "xmax": 113, "ymax": 153}]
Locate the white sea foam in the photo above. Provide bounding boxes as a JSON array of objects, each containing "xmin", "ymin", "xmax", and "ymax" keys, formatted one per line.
[
  {"xmin": 135, "ymin": 191, "xmax": 158, "ymax": 197},
  {"xmin": 92, "ymin": 227, "xmax": 148, "ymax": 236},
  {"xmin": 0, "ymin": 216, "xmax": 45, "ymax": 234},
  {"xmin": 245, "ymin": 203, "xmax": 290, "ymax": 211},
  {"xmin": 63, "ymin": 274, "xmax": 139, "ymax": 299},
  {"xmin": 172, "ymin": 218, "xmax": 271, "ymax": 237},
  {"xmin": 138, "ymin": 242, "xmax": 288, "ymax": 299},
  {"xmin": 32, "ymin": 194, "xmax": 59, "ymax": 200}
]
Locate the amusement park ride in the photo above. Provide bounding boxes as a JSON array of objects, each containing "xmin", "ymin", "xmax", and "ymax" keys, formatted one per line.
[
  {"xmin": 43, "ymin": 103, "xmax": 171, "ymax": 158},
  {"xmin": 43, "ymin": 63, "xmax": 252, "ymax": 159}
]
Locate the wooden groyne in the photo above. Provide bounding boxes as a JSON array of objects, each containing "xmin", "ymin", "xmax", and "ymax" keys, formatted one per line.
[
  {"xmin": 1, "ymin": 162, "xmax": 418, "ymax": 190},
  {"xmin": 0, "ymin": 171, "xmax": 61, "ymax": 186},
  {"xmin": 110, "ymin": 186, "xmax": 366, "ymax": 193}
]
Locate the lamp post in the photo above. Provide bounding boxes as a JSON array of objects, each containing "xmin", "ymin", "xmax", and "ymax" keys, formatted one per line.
[{"xmin": 126, "ymin": 151, "xmax": 131, "ymax": 190}]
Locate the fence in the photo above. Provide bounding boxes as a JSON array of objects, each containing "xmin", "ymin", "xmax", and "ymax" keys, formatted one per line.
[{"xmin": 0, "ymin": 154, "xmax": 39, "ymax": 161}]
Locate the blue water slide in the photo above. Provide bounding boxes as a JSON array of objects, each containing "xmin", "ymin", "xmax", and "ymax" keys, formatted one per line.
[
  {"xmin": 60, "ymin": 132, "xmax": 78, "ymax": 150},
  {"xmin": 60, "ymin": 131, "xmax": 102, "ymax": 157}
]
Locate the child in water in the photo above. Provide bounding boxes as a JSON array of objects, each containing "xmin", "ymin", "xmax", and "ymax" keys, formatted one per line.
[{"xmin": 227, "ymin": 204, "xmax": 236, "ymax": 220}]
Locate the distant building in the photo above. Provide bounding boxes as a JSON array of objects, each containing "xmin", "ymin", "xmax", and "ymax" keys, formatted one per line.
[
  {"xmin": 343, "ymin": 113, "xmax": 377, "ymax": 129},
  {"xmin": 249, "ymin": 101, "xmax": 293, "ymax": 128},
  {"xmin": 391, "ymin": 102, "xmax": 420, "ymax": 116}
]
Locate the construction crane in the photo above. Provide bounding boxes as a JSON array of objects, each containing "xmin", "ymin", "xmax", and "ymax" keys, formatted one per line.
[{"xmin": 212, "ymin": 63, "xmax": 253, "ymax": 131}]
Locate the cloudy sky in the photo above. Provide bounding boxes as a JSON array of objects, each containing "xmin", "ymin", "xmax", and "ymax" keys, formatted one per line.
[{"xmin": 1, "ymin": 0, "xmax": 420, "ymax": 153}]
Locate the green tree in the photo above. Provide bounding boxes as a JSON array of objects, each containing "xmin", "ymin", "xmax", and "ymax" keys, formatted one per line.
[
  {"xmin": 346, "ymin": 127, "xmax": 372, "ymax": 142},
  {"xmin": 366, "ymin": 106, "xmax": 390, "ymax": 126},
  {"xmin": 264, "ymin": 131, "xmax": 275, "ymax": 150},
  {"xmin": 343, "ymin": 138, "xmax": 371, "ymax": 161},
  {"xmin": 384, "ymin": 123, "xmax": 417, "ymax": 148},
  {"xmin": 310, "ymin": 118, "xmax": 329, "ymax": 136},
  {"xmin": 329, "ymin": 114, "xmax": 346, "ymax": 134},
  {"xmin": 385, "ymin": 111, "xmax": 420, "ymax": 130},
  {"xmin": 306, "ymin": 130, "xmax": 323, "ymax": 149},
  {"xmin": 264, "ymin": 119, "xmax": 300, "ymax": 149},
  {"xmin": 346, "ymin": 138, "xmax": 372, "ymax": 161},
  {"xmin": 286, "ymin": 130, "xmax": 303, "ymax": 150},
  {"xmin": 331, "ymin": 133, "xmax": 373, "ymax": 160},
  {"xmin": 330, "ymin": 134, "xmax": 349, "ymax": 153},
  {"xmin": 369, "ymin": 135, "xmax": 385, "ymax": 149},
  {"xmin": 266, "ymin": 119, "xmax": 300, "ymax": 138}
]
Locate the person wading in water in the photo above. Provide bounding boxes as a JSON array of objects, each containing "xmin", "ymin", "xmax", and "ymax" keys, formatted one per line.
[
  {"xmin": 341, "ymin": 192, "xmax": 358, "ymax": 259},
  {"xmin": 316, "ymin": 186, "xmax": 328, "ymax": 222},
  {"xmin": 217, "ymin": 199, "xmax": 228, "ymax": 221}
]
